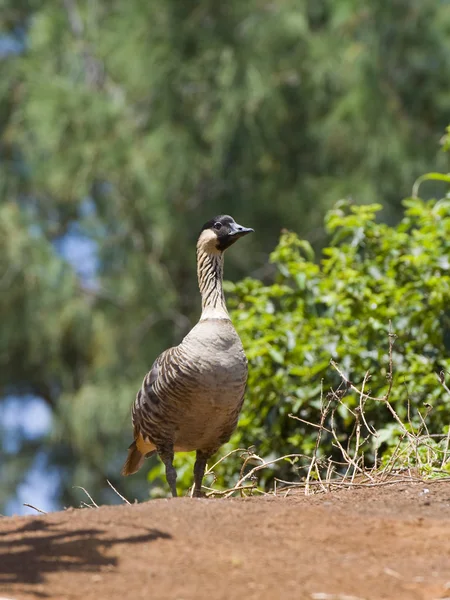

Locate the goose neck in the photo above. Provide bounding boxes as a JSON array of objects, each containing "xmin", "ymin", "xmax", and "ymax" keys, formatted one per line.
[{"xmin": 197, "ymin": 247, "xmax": 229, "ymax": 320}]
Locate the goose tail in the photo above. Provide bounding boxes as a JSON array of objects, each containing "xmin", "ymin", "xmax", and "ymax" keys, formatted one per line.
[{"xmin": 122, "ymin": 441, "xmax": 154, "ymax": 475}]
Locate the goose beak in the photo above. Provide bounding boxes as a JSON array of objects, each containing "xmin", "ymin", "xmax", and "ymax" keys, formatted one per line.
[{"xmin": 229, "ymin": 222, "xmax": 254, "ymax": 238}]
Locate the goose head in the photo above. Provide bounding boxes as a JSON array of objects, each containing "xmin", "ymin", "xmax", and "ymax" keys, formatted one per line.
[{"xmin": 198, "ymin": 215, "xmax": 254, "ymax": 254}]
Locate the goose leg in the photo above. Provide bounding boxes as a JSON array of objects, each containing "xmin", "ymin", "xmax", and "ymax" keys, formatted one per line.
[
  {"xmin": 193, "ymin": 450, "xmax": 208, "ymax": 498},
  {"xmin": 158, "ymin": 446, "xmax": 177, "ymax": 497}
]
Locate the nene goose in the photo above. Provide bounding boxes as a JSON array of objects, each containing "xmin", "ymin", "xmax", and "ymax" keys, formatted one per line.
[{"xmin": 122, "ymin": 215, "xmax": 254, "ymax": 497}]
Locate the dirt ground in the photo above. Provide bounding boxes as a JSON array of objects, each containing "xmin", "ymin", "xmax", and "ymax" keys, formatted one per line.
[{"xmin": 1, "ymin": 481, "xmax": 450, "ymax": 600}]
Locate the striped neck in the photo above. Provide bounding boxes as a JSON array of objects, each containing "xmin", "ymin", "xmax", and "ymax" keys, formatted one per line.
[{"xmin": 196, "ymin": 246, "xmax": 229, "ymax": 320}]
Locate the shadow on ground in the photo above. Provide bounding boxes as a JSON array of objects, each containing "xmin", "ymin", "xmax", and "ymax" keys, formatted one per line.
[{"xmin": 0, "ymin": 517, "xmax": 170, "ymax": 589}]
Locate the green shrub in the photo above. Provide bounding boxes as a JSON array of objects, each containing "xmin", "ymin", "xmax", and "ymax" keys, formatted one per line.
[{"xmin": 220, "ymin": 192, "xmax": 450, "ymax": 488}]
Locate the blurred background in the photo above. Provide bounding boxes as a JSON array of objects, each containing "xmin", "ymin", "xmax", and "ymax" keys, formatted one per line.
[{"xmin": 1, "ymin": 0, "xmax": 449, "ymax": 515}]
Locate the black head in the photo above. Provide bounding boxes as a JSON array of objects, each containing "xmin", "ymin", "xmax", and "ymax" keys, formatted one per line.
[{"xmin": 200, "ymin": 215, "xmax": 254, "ymax": 252}]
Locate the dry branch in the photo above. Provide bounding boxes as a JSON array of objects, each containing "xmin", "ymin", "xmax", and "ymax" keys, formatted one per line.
[
  {"xmin": 107, "ymin": 479, "xmax": 131, "ymax": 505},
  {"xmin": 73, "ymin": 486, "xmax": 99, "ymax": 508},
  {"xmin": 23, "ymin": 503, "xmax": 47, "ymax": 515}
]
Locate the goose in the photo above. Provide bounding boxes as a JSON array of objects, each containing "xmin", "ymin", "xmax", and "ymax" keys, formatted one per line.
[{"xmin": 122, "ymin": 215, "xmax": 254, "ymax": 497}]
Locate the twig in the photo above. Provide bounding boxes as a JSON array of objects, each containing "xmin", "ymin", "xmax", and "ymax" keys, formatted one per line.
[
  {"xmin": 192, "ymin": 448, "xmax": 262, "ymax": 498},
  {"xmin": 288, "ymin": 413, "xmax": 332, "ymax": 434},
  {"xmin": 23, "ymin": 503, "xmax": 47, "ymax": 515},
  {"xmin": 305, "ymin": 380, "xmax": 331, "ymax": 494},
  {"xmin": 329, "ymin": 402, "xmax": 366, "ymax": 480},
  {"xmin": 238, "ymin": 451, "xmax": 264, "ymax": 483},
  {"xmin": 438, "ymin": 371, "xmax": 450, "ymax": 468},
  {"xmin": 325, "ymin": 458, "xmax": 335, "ymax": 491},
  {"xmin": 385, "ymin": 320, "xmax": 397, "ymax": 401},
  {"xmin": 359, "ymin": 371, "xmax": 377, "ymax": 435},
  {"xmin": 73, "ymin": 486, "xmax": 99, "ymax": 508},
  {"xmin": 330, "ymin": 362, "xmax": 409, "ymax": 441},
  {"xmin": 206, "ymin": 484, "xmax": 258, "ymax": 498},
  {"xmin": 106, "ymin": 480, "xmax": 131, "ymax": 505},
  {"xmin": 276, "ymin": 476, "xmax": 428, "ymax": 491},
  {"xmin": 351, "ymin": 407, "xmax": 362, "ymax": 483},
  {"xmin": 205, "ymin": 448, "xmax": 249, "ymax": 477},
  {"xmin": 417, "ymin": 404, "xmax": 433, "ymax": 440},
  {"xmin": 224, "ymin": 454, "xmax": 309, "ymax": 498},
  {"xmin": 380, "ymin": 432, "xmax": 408, "ymax": 480},
  {"xmin": 438, "ymin": 370, "xmax": 450, "ymax": 396}
]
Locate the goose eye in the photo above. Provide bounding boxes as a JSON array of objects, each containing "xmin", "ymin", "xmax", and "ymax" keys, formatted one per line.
[{"xmin": 213, "ymin": 222, "xmax": 222, "ymax": 231}]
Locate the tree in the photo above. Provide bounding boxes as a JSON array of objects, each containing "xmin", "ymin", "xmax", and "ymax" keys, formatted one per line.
[{"xmin": 1, "ymin": 0, "xmax": 449, "ymax": 509}]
